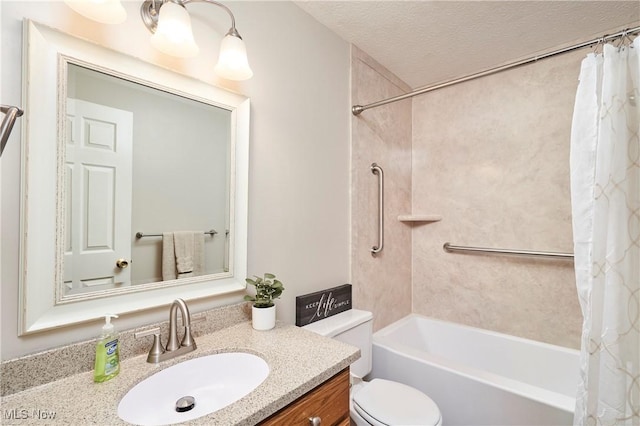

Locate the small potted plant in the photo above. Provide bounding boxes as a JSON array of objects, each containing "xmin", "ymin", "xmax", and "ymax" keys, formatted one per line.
[{"xmin": 244, "ymin": 273, "xmax": 284, "ymax": 330}]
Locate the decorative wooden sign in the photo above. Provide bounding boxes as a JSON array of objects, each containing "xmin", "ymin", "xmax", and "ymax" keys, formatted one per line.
[{"xmin": 295, "ymin": 284, "xmax": 352, "ymax": 326}]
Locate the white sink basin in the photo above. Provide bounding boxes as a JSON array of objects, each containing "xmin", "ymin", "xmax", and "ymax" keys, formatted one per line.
[{"xmin": 117, "ymin": 352, "xmax": 269, "ymax": 426}]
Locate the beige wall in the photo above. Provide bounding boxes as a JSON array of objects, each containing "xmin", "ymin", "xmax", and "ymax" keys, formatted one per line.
[
  {"xmin": 350, "ymin": 47, "xmax": 413, "ymax": 331},
  {"xmin": 411, "ymin": 50, "xmax": 584, "ymax": 348},
  {"xmin": 0, "ymin": 1, "xmax": 350, "ymax": 360},
  {"xmin": 350, "ymin": 45, "xmax": 583, "ymax": 348}
]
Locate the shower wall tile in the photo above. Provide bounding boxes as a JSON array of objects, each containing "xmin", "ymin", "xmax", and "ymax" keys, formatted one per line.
[
  {"xmin": 351, "ymin": 46, "xmax": 412, "ymax": 331},
  {"xmin": 411, "ymin": 49, "xmax": 584, "ymax": 348}
]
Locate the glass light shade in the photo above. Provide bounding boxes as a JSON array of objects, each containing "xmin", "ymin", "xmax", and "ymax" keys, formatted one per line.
[
  {"xmin": 64, "ymin": 0, "xmax": 127, "ymax": 24},
  {"xmin": 150, "ymin": 2, "xmax": 199, "ymax": 58},
  {"xmin": 214, "ymin": 34, "xmax": 253, "ymax": 81}
]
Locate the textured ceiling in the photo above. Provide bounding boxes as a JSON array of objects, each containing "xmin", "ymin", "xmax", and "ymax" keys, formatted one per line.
[{"xmin": 295, "ymin": 1, "xmax": 640, "ymax": 89}]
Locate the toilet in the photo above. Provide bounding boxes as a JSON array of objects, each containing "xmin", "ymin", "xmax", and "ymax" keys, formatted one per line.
[{"xmin": 303, "ymin": 309, "xmax": 442, "ymax": 426}]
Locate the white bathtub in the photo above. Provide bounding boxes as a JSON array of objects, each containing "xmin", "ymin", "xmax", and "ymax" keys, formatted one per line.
[{"xmin": 371, "ymin": 314, "xmax": 579, "ymax": 425}]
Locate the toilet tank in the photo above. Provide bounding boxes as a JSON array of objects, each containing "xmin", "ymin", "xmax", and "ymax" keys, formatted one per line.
[{"xmin": 302, "ymin": 309, "xmax": 373, "ymax": 378}]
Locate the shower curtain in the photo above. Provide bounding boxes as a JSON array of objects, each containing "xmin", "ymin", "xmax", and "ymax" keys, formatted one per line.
[{"xmin": 570, "ymin": 37, "xmax": 639, "ymax": 425}]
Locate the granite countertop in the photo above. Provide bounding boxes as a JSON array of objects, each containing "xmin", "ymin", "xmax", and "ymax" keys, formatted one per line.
[{"xmin": 0, "ymin": 322, "xmax": 359, "ymax": 425}]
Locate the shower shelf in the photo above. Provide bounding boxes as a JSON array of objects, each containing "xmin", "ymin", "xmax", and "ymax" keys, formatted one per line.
[{"xmin": 398, "ymin": 215, "xmax": 442, "ymax": 223}]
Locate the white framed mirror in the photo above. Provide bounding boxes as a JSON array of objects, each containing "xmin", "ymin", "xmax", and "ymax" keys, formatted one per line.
[{"xmin": 19, "ymin": 20, "xmax": 249, "ymax": 334}]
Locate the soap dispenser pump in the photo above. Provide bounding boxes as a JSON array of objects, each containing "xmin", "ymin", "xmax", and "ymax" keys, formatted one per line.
[{"xmin": 94, "ymin": 314, "xmax": 120, "ymax": 383}]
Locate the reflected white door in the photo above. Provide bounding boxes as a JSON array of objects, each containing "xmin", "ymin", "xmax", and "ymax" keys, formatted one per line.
[{"xmin": 64, "ymin": 98, "xmax": 133, "ymax": 296}]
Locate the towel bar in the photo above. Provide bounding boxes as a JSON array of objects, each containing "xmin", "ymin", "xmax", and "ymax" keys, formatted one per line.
[{"xmin": 136, "ymin": 229, "xmax": 218, "ymax": 239}]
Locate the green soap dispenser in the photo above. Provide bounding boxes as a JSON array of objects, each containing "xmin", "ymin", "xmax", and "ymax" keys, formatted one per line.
[{"xmin": 94, "ymin": 314, "xmax": 120, "ymax": 383}]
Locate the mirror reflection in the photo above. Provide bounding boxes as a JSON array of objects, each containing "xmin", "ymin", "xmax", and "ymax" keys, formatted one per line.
[
  {"xmin": 20, "ymin": 20, "xmax": 249, "ymax": 333},
  {"xmin": 63, "ymin": 63, "xmax": 232, "ymax": 298}
]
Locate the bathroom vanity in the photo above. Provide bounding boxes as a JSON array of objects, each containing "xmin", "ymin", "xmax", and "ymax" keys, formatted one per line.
[{"xmin": 0, "ymin": 322, "xmax": 358, "ymax": 425}]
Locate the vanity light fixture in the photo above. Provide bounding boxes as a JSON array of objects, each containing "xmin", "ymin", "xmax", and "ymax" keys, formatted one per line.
[
  {"xmin": 64, "ymin": 0, "xmax": 127, "ymax": 25},
  {"xmin": 140, "ymin": 0, "xmax": 253, "ymax": 80}
]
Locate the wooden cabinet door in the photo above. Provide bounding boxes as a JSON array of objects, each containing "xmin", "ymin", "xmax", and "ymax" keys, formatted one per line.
[{"xmin": 260, "ymin": 368, "xmax": 350, "ymax": 426}]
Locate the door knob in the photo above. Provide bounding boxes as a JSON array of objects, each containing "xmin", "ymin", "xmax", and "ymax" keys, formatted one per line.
[
  {"xmin": 116, "ymin": 258, "xmax": 130, "ymax": 269},
  {"xmin": 309, "ymin": 417, "xmax": 321, "ymax": 426}
]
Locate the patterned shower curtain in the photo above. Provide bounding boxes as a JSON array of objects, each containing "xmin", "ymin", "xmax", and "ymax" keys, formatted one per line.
[{"xmin": 570, "ymin": 36, "xmax": 639, "ymax": 425}]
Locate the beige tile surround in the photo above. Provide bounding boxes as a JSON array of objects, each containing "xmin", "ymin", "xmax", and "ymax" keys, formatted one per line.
[
  {"xmin": 351, "ymin": 46, "xmax": 583, "ymax": 348},
  {"xmin": 351, "ymin": 46, "xmax": 413, "ymax": 332}
]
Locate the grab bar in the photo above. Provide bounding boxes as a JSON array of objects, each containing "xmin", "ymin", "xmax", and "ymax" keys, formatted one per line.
[
  {"xmin": 371, "ymin": 163, "xmax": 384, "ymax": 255},
  {"xmin": 443, "ymin": 242, "xmax": 574, "ymax": 260},
  {"xmin": 1, "ymin": 104, "xmax": 24, "ymax": 157}
]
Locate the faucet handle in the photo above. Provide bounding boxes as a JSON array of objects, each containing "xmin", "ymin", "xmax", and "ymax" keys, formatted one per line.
[
  {"xmin": 135, "ymin": 327, "xmax": 165, "ymax": 363},
  {"xmin": 134, "ymin": 327, "xmax": 161, "ymax": 339}
]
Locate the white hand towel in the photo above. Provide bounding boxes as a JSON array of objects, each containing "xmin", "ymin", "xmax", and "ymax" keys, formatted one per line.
[
  {"xmin": 162, "ymin": 232, "xmax": 177, "ymax": 281},
  {"xmin": 174, "ymin": 231, "xmax": 195, "ymax": 277},
  {"xmin": 162, "ymin": 231, "xmax": 205, "ymax": 280}
]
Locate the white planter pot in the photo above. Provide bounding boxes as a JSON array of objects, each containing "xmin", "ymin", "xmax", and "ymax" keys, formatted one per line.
[{"xmin": 252, "ymin": 305, "xmax": 276, "ymax": 330}]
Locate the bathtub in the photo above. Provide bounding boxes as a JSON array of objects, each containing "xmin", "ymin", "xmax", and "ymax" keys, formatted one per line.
[{"xmin": 371, "ymin": 314, "xmax": 579, "ymax": 425}]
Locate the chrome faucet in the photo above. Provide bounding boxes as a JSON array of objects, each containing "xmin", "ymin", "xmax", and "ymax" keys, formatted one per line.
[{"xmin": 135, "ymin": 298, "xmax": 201, "ymax": 363}]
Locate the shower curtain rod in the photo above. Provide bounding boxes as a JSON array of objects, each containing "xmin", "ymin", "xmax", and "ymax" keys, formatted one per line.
[
  {"xmin": 352, "ymin": 25, "xmax": 640, "ymax": 116},
  {"xmin": 0, "ymin": 105, "xmax": 24, "ymax": 157}
]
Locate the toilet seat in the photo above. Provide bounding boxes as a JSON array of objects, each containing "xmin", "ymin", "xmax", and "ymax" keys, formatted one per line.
[{"xmin": 352, "ymin": 379, "xmax": 442, "ymax": 426}]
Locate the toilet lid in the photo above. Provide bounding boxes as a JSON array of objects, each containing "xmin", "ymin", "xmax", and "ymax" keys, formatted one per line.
[{"xmin": 353, "ymin": 379, "xmax": 441, "ymax": 426}]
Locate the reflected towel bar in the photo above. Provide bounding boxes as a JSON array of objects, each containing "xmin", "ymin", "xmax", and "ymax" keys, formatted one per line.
[
  {"xmin": 443, "ymin": 242, "xmax": 574, "ymax": 260},
  {"xmin": 136, "ymin": 229, "xmax": 218, "ymax": 239}
]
